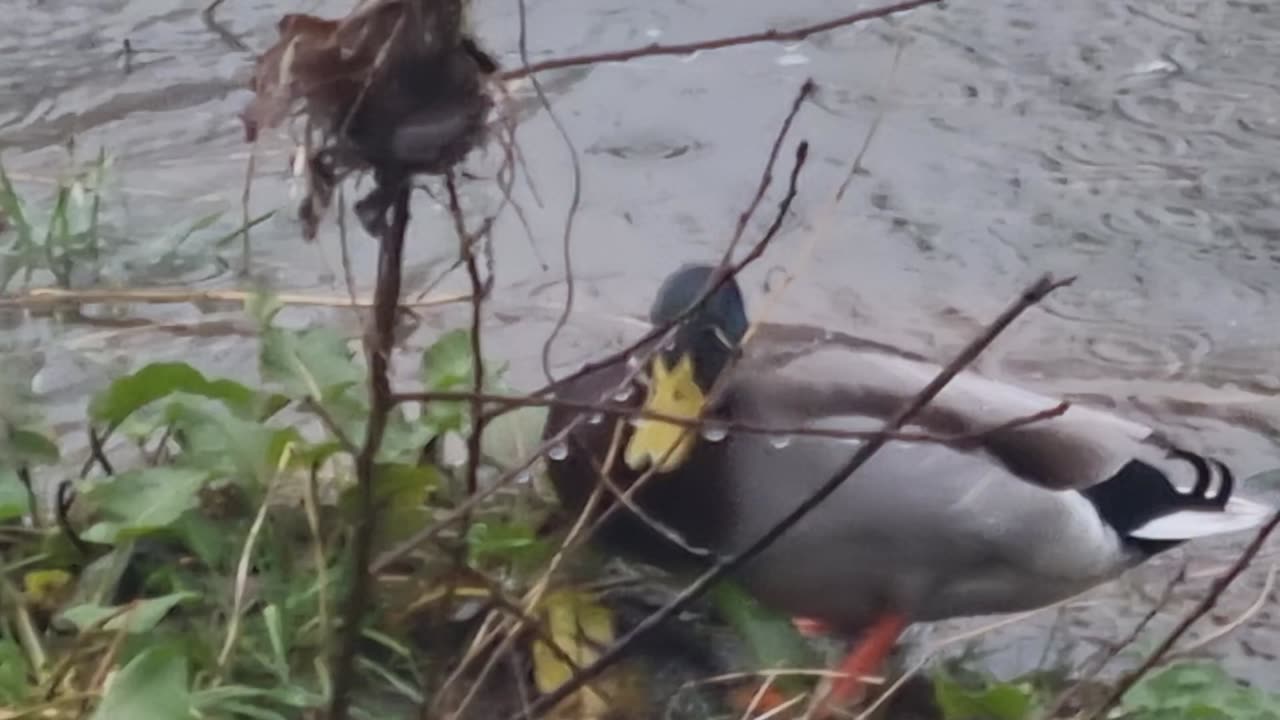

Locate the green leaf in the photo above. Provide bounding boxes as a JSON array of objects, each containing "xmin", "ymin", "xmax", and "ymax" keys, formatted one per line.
[
  {"xmin": 467, "ymin": 520, "xmax": 538, "ymax": 563},
  {"xmin": 172, "ymin": 511, "xmax": 234, "ymax": 568},
  {"xmin": 0, "ymin": 428, "xmax": 60, "ymax": 467},
  {"xmin": 89, "ymin": 362, "xmax": 272, "ymax": 430},
  {"xmin": 1120, "ymin": 662, "xmax": 1280, "ymax": 718},
  {"xmin": 263, "ymin": 604, "xmax": 289, "ymax": 681},
  {"xmin": 710, "ymin": 580, "xmax": 819, "ymax": 691},
  {"xmin": 339, "ymin": 463, "xmax": 439, "ymax": 550},
  {"xmin": 260, "ymin": 325, "xmax": 363, "ymax": 402},
  {"xmin": 83, "ymin": 467, "xmax": 210, "ymax": 541},
  {"xmin": 91, "ymin": 644, "xmax": 191, "ymax": 720},
  {"xmin": 61, "ymin": 592, "xmax": 198, "ymax": 634},
  {"xmin": 165, "ymin": 396, "xmax": 302, "ymax": 489},
  {"xmin": 245, "ymin": 289, "xmax": 284, "ymax": 327},
  {"xmin": 420, "ymin": 329, "xmax": 479, "ymax": 433},
  {"xmin": 934, "ymin": 674, "xmax": 1037, "ymax": 720},
  {"xmin": 0, "ymin": 467, "xmax": 30, "ymax": 520},
  {"xmin": 423, "ymin": 329, "xmax": 475, "ymax": 390},
  {"xmin": 0, "ymin": 637, "xmax": 29, "ymax": 705}
]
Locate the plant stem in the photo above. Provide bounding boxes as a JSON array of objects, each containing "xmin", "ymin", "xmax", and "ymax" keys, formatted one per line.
[{"xmin": 328, "ymin": 185, "xmax": 411, "ymax": 720}]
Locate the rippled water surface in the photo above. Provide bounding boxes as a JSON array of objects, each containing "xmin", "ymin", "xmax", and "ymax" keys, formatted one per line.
[{"xmin": 3, "ymin": 0, "xmax": 1279, "ymax": 690}]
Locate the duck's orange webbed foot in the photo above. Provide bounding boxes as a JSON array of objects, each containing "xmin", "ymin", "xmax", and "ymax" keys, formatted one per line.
[{"xmin": 809, "ymin": 612, "xmax": 907, "ymax": 718}]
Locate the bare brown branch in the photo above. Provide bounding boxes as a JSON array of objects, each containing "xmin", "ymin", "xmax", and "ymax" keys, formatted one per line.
[
  {"xmin": 721, "ymin": 79, "xmax": 815, "ymax": 264},
  {"xmin": 328, "ymin": 185, "xmax": 411, "ymax": 720},
  {"xmin": 496, "ymin": 0, "xmax": 942, "ymax": 81},
  {"xmin": 391, "ymin": 390, "xmax": 1069, "ymax": 450}
]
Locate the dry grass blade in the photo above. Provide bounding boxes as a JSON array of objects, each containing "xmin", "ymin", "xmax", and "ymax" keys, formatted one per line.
[{"xmin": 0, "ymin": 287, "xmax": 469, "ymax": 309}]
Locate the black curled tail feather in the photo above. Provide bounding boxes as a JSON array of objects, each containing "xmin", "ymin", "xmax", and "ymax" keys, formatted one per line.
[{"xmin": 1082, "ymin": 448, "xmax": 1235, "ymax": 554}]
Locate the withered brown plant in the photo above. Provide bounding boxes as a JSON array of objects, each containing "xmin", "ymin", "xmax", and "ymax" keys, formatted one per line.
[{"xmin": 242, "ymin": 0, "xmax": 498, "ymax": 239}]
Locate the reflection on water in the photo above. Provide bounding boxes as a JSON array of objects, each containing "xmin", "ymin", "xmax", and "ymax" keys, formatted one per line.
[{"xmin": 2, "ymin": 0, "xmax": 1279, "ymax": 687}]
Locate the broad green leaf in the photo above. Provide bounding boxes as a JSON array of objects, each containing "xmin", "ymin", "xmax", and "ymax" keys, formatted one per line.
[
  {"xmin": 466, "ymin": 520, "xmax": 538, "ymax": 563},
  {"xmin": 90, "ymin": 644, "xmax": 191, "ymax": 720},
  {"xmin": 420, "ymin": 330, "xmax": 478, "ymax": 433},
  {"xmin": 422, "ymin": 329, "xmax": 475, "ymax": 390},
  {"xmin": 1120, "ymin": 662, "xmax": 1280, "ymax": 718},
  {"xmin": 0, "ymin": 637, "xmax": 28, "ymax": 705},
  {"xmin": 339, "ymin": 463, "xmax": 438, "ymax": 550},
  {"xmin": 0, "ymin": 467, "xmax": 30, "ymax": 520},
  {"xmin": 711, "ymin": 580, "xmax": 819, "ymax": 690},
  {"xmin": 259, "ymin": 325, "xmax": 363, "ymax": 402},
  {"xmin": 64, "ymin": 547, "xmax": 136, "ymax": 607},
  {"xmin": 172, "ymin": 511, "xmax": 234, "ymax": 569},
  {"xmin": 83, "ymin": 467, "xmax": 209, "ymax": 541},
  {"xmin": 61, "ymin": 592, "xmax": 198, "ymax": 634},
  {"xmin": 89, "ymin": 362, "xmax": 270, "ymax": 429},
  {"xmin": 378, "ymin": 405, "xmax": 436, "ymax": 463},
  {"xmin": 165, "ymin": 396, "xmax": 302, "ymax": 488},
  {"xmin": 0, "ymin": 428, "xmax": 59, "ymax": 467},
  {"xmin": 934, "ymin": 674, "xmax": 1037, "ymax": 720}
]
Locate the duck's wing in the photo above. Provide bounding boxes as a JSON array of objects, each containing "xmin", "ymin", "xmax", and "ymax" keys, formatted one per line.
[
  {"xmin": 729, "ymin": 337, "xmax": 1175, "ymax": 493},
  {"xmin": 727, "ymin": 341, "xmax": 1274, "ymax": 541}
]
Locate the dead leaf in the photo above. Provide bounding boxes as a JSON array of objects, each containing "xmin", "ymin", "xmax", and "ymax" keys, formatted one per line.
[{"xmin": 532, "ymin": 588, "xmax": 617, "ymax": 719}]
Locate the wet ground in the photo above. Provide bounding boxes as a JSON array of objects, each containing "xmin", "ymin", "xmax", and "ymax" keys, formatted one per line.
[{"xmin": 3, "ymin": 0, "xmax": 1279, "ymax": 695}]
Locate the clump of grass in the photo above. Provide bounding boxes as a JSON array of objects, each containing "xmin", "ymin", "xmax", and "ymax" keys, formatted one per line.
[{"xmin": 0, "ymin": 151, "xmax": 272, "ymax": 294}]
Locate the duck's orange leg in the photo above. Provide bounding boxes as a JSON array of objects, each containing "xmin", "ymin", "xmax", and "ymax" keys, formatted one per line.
[{"xmin": 814, "ymin": 612, "xmax": 908, "ymax": 716}]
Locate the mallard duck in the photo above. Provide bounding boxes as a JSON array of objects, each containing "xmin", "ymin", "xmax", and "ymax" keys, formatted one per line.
[{"xmin": 542, "ymin": 263, "xmax": 1272, "ymax": 713}]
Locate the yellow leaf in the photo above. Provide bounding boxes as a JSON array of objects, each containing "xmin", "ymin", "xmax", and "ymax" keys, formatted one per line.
[
  {"xmin": 532, "ymin": 589, "xmax": 616, "ymax": 719},
  {"xmin": 23, "ymin": 569, "xmax": 73, "ymax": 610}
]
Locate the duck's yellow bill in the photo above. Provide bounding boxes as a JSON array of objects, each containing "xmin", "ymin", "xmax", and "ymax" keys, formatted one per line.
[{"xmin": 624, "ymin": 353, "xmax": 706, "ymax": 473}]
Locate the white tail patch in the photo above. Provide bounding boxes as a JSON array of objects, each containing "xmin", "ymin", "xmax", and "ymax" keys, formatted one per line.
[{"xmin": 1129, "ymin": 496, "xmax": 1274, "ymax": 541}]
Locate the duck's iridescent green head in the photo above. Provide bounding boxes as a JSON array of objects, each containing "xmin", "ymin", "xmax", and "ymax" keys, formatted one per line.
[
  {"xmin": 624, "ymin": 264, "xmax": 749, "ymax": 473},
  {"xmin": 649, "ymin": 263, "xmax": 749, "ymax": 388}
]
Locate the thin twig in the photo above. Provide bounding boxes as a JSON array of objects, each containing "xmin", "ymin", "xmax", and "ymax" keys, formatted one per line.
[
  {"xmin": 329, "ymin": 186, "xmax": 412, "ymax": 720},
  {"xmin": 1084, "ymin": 509, "xmax": 1280, "ymax": 720},
  {"xmin": 1043, "ymin": 564, "xmax": 1186, "ymax": 718},
  {"xmin": 526, "ymin": 0, "xmax": 587, "ymax": 385},
  {"xmin": 1165, "ymin": 561, "xmax": 1276, "ymax": 661},
  {"xmin": 202, "ymin": 0, "xmax": 249, "ymax": 51},
  {"xmin": 530, "ymin": 139, "xmax": 810, "ymax": 404},
  {"xmin": 16, "ymin": 467, "xmax": 38, "ymax": 529},
  {"xmin": 239, "ymin": 142, "xmax": 257, "ymax": 275},
  {"xmin": 496, "ymin": 0, "xmax": 941, "ymax": 81},
  {"xmin": 517, "ymin": 273, "xmax": 1074, "ymax": 719},
  {"xmin": 393, "ymin": 389, "xmax": 1070, "ymax": 450},
  {"xmin": 86, "ymin": 427, "xmax": 114, "ymax": 476},
  {"xmin": 721, "ymin": 80, "xmax": 815, "ymax": 264}
]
